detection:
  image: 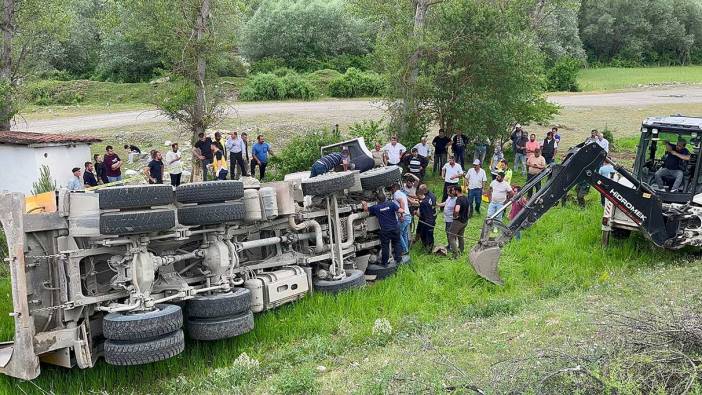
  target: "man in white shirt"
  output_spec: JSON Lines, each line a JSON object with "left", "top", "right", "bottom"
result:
{"left": 383, "top": 136, "right": 406, "bottom": 166}
{"left": 596, "top": 132, "right": 610, "bottom": 153}
{"left": 465, "top": 159, "right": 487, "bottom": 216}
{"left": 165, "top": 143, "right": 183, "bottom": 186}
{"left": 487, "top": 171, "right": 513, "bottom": 218}
{"left": 413, "top": 136, "right": 431, "bottom": 159}
{"left": 226, "top": 131, "right": 248, "bottom": 179}
{"left": 441, "top": 155, "right": 463, "bottom": 202}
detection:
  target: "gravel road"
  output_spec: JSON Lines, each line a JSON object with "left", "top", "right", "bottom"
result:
{"left": 12, "top": 86, "right": 702, "bottom": 133}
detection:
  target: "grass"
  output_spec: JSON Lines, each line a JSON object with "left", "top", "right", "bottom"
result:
{"left": 0, "top": 168, "right": 688, "bottom": 394}
{"left": 578, "top": 66, "right": 702, "bottom": 92}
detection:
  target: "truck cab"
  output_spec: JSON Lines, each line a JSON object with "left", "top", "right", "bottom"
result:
{"left": 602, "top": 116, "right": 702, "bottom": 244}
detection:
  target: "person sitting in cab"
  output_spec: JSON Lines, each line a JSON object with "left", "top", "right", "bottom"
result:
{"left": 655, "top": 138, "right": 691, "bottom": 193}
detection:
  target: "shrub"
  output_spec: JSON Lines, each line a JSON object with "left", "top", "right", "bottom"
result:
{"left": 270, "top": 368, "right": 318, "bottom": 395}
{"left": 349, "top": 120, "right": 386, "bottom": 149}
{"left": 328, "top": 68, "right": 385, "bottom": 98}
{"left": 546, "top": 56, "right": 581, "bottom": 92}
{"left": 281, "top": 73, "right": 319, "bottom": 100}
{"left": 31, "top": 165, "right": 57, "bottom": 195}
{"left": 240, "top": 73, "right": 287, "bottom": 101}
{"left": 602, "top": 127, "right": 616, "bottom": 151}
{"left": 272, "top": 67, "right": 294, "bottom": 77}
{"left": 306, "top": 69, "right": 343, "bottom": 94}
{"left": 269, "top": 129, "right": 342, "bottom": 177}
{"left": 25, "top": 80, "right": 86, "bottom": 105}
{"left": 250, "top": 57, "right": 288, "bottom": 75}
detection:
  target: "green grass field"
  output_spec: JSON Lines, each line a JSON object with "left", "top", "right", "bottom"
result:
{"left": 0, "top": 167, "right": 691, "bottom": 394}
{"left": 577, "top": 66, "right": 702, "bottom": 92}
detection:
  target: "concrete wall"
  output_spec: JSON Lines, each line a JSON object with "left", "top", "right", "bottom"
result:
{"left": 0, "top": 144, "right": 92, "bottom": 194}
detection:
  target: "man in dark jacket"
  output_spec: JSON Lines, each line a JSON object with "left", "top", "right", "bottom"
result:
{"left": 416, "top": 184, "right": 436, "bottom": 252}
{"left": 541, "top": 131, "right": 558, "bottom": 165}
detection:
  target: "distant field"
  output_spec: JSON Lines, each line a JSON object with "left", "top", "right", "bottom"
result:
{"left": 578, "top": 66, "right": 702, "bottom": 92}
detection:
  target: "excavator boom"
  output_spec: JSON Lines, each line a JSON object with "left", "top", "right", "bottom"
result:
{"left": 469, "top": 142, "right": 678, "bottom": 285}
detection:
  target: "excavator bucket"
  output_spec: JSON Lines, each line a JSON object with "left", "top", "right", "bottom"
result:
{"left": 469, "top": 244, "right": 504, "bottom": 285}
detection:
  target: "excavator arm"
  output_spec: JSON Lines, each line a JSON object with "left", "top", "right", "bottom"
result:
{"left": 469, "top": 142, "right": 679, "bottom": 285}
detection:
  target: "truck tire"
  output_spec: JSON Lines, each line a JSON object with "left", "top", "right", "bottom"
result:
{"left": 186, "top": 288, "right": 251, "bottom": 319}
{"left": 177, "top": 201, "right": 246, "bottom": 226}
{"left": 104, "top": 329, "right": 185, "bottom": 366}
{"left": 186, "top": 310, "right": 254, "bottom": 341}
{"left": 103, "top": 304, "right": 183, "bottom": 341}
{"left": 301, "top": 171, "right": 355, "bottom": 196}
{"left": 97, "top": 185, "right": 174, "bottom": 210}
{"left": 313, "top": 269, "right": 366, "bottom": 294}
{"left": 359, "top": 166, "right": 402, "bottom": 190}
{"left": 175, "top": 181, "right": 244, "bottom": 204}
{"left": 100, "top": 209, "right": 176, "bottom": 235}
{"left": 365, "top": 263, "right": 397, "bottom": 280}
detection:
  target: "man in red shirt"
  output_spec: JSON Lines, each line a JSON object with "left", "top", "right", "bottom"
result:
{"left": 525, "top": 133, "right": 540, "bottom": 160}
{"left": 103, "top": 145, "right": 123, "bottom": 183}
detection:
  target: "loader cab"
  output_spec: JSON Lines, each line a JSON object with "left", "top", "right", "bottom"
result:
{"left": 634, "top": 116, "right": 702, "bottom": 203}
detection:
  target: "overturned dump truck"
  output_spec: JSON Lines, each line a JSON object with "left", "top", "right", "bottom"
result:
{"left": 0, "top": 137, "right": 405, "bottom": 380}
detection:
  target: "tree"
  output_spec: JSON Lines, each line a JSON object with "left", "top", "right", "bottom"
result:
{"left": 122, "top": 0, "right": 242, "bottom": 179}
{"left": 240, "top": 0, "right": 374, "bottom": 71}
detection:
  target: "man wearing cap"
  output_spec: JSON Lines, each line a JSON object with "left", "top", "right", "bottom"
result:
{"left": 655, "top": 139, "right": 691, "bottom": 192}
{"left": 488, "top": 171, "right": 513, "bottom": 218}
{"left": 465, "top": 159, "right": 487, "bottom": 217}
{"left": 67, "top": 167, "right": 84, "bottom": 191}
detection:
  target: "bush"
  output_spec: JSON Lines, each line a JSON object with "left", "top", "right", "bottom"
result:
{"left": 25, "top": 80, "right": 86, "bottom": 105}
{"left": 602, "top": 127, "right": 616, "bottom": 151}
{"left": 306, "top": 69, "right": 343, "bottom": 93}
{"left": 240, "top": 72, "right": 318, "bottom": 101}
{"left": 269, "top": 129, "right": 342, "bottom": 177}
{"left": 546, "top": 57, "right": 581, "bottom": 92}
{"left": 250, "top": 57, "right": 288, "bottom": 75}
{"left": 349, "top": 120, "right": 386, "bottom": 149}
{"left": 328, "top": 68, "right": 385, "bottom": 98}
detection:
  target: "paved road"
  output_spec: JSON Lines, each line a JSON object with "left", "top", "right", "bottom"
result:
{"left": 12, "top": 86, "right": 702, "bottom": 133}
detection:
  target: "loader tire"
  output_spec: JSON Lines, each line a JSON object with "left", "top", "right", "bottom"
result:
{"left": 313, "top": 269, "right": 366, "bottom": 294}
{"left": 100, "top": 209, "right": 176, "bottom": 235}
{"left": 97, "top": 184, "right": 174, "bottom": 210}
{"left": 186, "top": 288, "right": 252, "bottom": 319}
{"left": 186, "top": 310, "right": 255, "bottom": 341}
{"left": 301, "top": 171, "right": 355, "bottom": 196}
{"left": 103, "top": 304, "right": 183, "bottom": 341}
{"left": 359, "top": 166, "right": 402, "bottom": 190}
{"left": 365, "top": 263, "right": 397, "bottom": 280}
{"left": 175, "top": 181, "right": 244, "bottom": 204}
{"left": 177, "top": 201, "right": 245, "bottom": 226}
{"left": 104, "top": 330, "right": 184, "bottom": 366}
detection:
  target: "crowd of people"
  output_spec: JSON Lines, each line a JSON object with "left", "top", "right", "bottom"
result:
{"left": 67, "top": 131, "right": 276, "bottom": 191}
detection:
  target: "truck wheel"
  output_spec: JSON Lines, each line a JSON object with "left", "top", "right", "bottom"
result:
{"left": 186, "top": 310, "right": 254, "bottom": 341}
{"left": 97, "top": 184, "right": 174, "bottom": 210}
{"left": 175, "top": 181, "right": 244, "bottom": 204}
{"left": 104, "top": 329, "right": 185, "bottom": 366}
{"left": 313, "top": 269, "right": 366, "bottom": 294}
{"left": 177, "top": 201, "right": 245, "bottom": 226}
{"left": 301, "top": 171, "right": 355, "bottom": 196}
{"left": 365, "top": 263, "right": 397, "bottom": 280}
{"left": 359, "top": 166, "right": 402, "bottom": 190}
{"left": 186, "top": 288, "right": 251, "bottom": 319}
{"left": 103, "top": 304, "right": 183, "bottom": 341}
{"left": 100, "top": 209, "right": 176, "bottom": 235}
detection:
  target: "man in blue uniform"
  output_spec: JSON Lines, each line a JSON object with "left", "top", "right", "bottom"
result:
{"left": 362, "top": 194, "right": 404, "bottom": 266}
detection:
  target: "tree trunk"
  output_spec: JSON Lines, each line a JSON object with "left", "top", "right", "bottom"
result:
{"left": 0, "top": 0, "right": 15, "bottom": 130}
{"left": 190, "top": 0, "right": 210, "bottom": 181}
{"left": 399, "top": 0, "right": 431, "bottom": 138}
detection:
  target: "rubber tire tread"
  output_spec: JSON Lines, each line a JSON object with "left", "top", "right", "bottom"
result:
{"left": 100, "top": 209, "right": 175, "bottom": 235}
{"left": 103, "top": 304, "right": 183, "bottom": 341}
{"left": 175, "top": 181, "right": 244, "bottom": 204}
{"left": 365, "top": 263, "right": 398, "bottom": 280}
{"left": 186, "top": 288, "right": 252, "bottom": 319}
{"left": 313, "top": 269, "right": 366, "bottom": 294}
{"left": 359, "top": 166, "right": 402, "bottom": 190}
{"left": 301, "top": 171, "right": 356, "bottom": 196}
{"left": 186, "top": 310, "right": 255, "bottom": 341}
{"left": 104, "top": 330, "right": 185, "bottom": 366}
{"left": 177, "top": 201, "right": 245, "bottom": 226}
{"left": 97, "top": 185, "right": 174, "bottom": 210}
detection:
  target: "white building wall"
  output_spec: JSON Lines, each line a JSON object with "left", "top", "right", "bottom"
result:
{"left": 0, "top": 144, "right": 92, "bottom": 194}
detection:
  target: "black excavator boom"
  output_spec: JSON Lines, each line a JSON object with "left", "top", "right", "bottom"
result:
{"left": 469, "top": 141, "right": 679, "bottom": 285}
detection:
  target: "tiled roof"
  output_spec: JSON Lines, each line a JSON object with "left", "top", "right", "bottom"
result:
{"left": 0, "top": 131, "right": 101, "bottom": 146}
